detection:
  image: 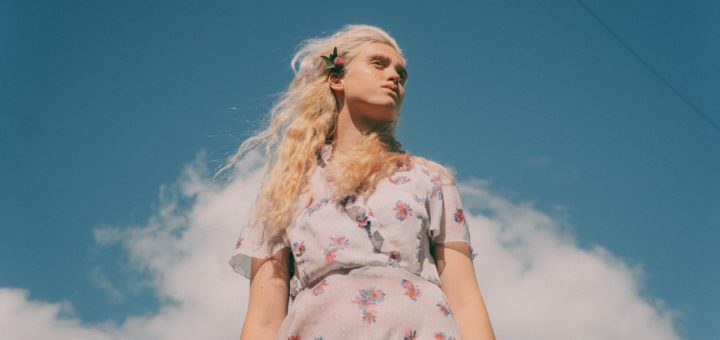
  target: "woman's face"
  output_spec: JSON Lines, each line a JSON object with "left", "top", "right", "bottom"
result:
{"left": 331, "top": 42, "right": 408, "bottom": 126}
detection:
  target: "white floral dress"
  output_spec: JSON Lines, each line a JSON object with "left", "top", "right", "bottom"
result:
{"left": 229, "top": 144, "right": 477, "bottom": 340}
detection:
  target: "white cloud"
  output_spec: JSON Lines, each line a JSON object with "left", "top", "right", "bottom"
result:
{"left": 0, "top": 151, "right": 681, "bottom": 339}
{"left": 0, "top": 288, "right": 112, "bottom": 340}
{"left": 88, "top": 266, "right": 123, "bottom": 303}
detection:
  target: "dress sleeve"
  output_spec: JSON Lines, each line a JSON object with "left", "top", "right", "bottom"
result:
{"left": 228, "top": 217, "right": 291, "bottom": 280}
{"left": 426, "top": 174, "right": 477, "bottom": 262}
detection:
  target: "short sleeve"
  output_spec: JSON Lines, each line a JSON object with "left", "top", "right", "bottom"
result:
{"left": 427, "top": 178, "right": 477, "bottom": 262}
{"left": 228, "top": 219, "right": 291, "bottom": 280}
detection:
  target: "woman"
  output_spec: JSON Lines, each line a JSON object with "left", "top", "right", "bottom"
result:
{"left": 222, "top": 24, "right": 495, "bottom": 339}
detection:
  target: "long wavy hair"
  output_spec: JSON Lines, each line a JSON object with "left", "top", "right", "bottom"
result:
{"left": 216, "top": 24, "right": 455, "bottom": 242}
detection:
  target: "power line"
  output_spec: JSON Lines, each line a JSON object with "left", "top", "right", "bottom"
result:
{"left": 575, "top": 0, "right": 720, "bottom": 135}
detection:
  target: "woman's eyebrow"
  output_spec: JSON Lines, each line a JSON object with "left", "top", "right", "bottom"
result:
{"left": 368, "top": 53, "right": 408, "bottom": 75}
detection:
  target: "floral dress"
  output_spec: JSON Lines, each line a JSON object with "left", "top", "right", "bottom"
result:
{"left": 229, "top": 144, "right": 477, "bottom": 340}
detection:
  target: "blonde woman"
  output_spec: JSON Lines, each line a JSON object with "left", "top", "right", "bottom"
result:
{"left": 223, "top": 24, "right": 495, "bottom": 340}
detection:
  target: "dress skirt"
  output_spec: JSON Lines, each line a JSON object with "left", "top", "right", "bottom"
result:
{"left": 277, "top": 266, "right": 460, "bottom": 340}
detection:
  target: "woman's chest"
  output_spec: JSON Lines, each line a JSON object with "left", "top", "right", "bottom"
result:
{"left": 294, "top": 167, "right": 429, "bottom": 231}
{"left": 285, "top": 168, "right": 430, "bottom": 263}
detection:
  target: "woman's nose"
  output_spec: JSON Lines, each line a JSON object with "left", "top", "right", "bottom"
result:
{"left": 388, "top": 73, "right": 400, "bottom": 85}
{"left": 386, "top": 68, "right": 401, "bottom": 81}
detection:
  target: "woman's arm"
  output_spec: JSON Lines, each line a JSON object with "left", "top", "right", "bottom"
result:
{"left": 239, "top": 247, "right": 291, "bottom": 340}
{"left": 434, "top": 242, "right": 496, "bottom": 340}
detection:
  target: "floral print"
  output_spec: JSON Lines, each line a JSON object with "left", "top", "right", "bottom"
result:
{"left": 436, "top": 296, "right": 454, "bottom": 317}
{"left": 389, "top": 174, "right": 411, "bottom": 185}
{"left": 387, "top": 251, "right": 401, "bottom": 268}
{"left": 404, "top": 328, "right": 418, "bottom": 339}
{"left": 306, "top": 197, "right": 330, "bottom": 216}
{"left": 401, "top": 278, "right": 421, "bottom": 302}
{"left": 291, "top": 240, "right": 305, "bottom": 257}
{"left": 393, "top": 200, "right": 413, "bottom": 221}
{"left": 433, "top": 332, "right": 457, "bottom": 340}
{"left": 228, "top": 143, "right": 475, "bottom": 339}
{"left": 311, "top": 279, "right": 328, "bottom": 296}
{"left": 353, "top": 287, "right": 386, "bottom": 326}
{"left": 429, "top": 173, "right": 444, "bottom": 200}
{"left": 453, "top": 208, "right": 464, "bottom": 224}
{"left": 324, "top": 236, "right": 350, "bottom": 263}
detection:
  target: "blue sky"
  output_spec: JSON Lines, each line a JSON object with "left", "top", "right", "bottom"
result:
{"left": 1, "top": 1, "right": 718, "bottom": 339}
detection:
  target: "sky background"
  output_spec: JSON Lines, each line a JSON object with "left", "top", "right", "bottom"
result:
{"left": 1, "top": 0, "right": 718, "bottom": 339}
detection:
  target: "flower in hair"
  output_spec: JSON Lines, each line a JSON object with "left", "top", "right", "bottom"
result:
{"left": 321, "top": 46, "right": 345, "bottom": 75}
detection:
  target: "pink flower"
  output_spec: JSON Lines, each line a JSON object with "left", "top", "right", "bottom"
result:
{"left": 333, "top": 56, "right": 345, "bottom": 66}
{"left": 454, "top": 208, "right": 465, "bottom": 223}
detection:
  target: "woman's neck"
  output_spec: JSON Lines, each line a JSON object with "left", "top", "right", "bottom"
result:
{"left": 333, "top": 107, "right": 397, "bottom": 152}
{"left": 332, "top": 109, "right": 369, "bottom": 154}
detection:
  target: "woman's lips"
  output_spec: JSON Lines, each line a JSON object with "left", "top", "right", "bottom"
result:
{"left": 381, "top": 86, "right": 398, "bottom": 98}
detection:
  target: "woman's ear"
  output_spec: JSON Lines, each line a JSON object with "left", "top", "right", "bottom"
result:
{"left": 329, "top": 74, "right": 344, "bottom": 92}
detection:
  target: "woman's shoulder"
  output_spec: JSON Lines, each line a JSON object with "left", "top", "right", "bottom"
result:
{"left": 409, "top": 155, "right": 457, "bottom": 186}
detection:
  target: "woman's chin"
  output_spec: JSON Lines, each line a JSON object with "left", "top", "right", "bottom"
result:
{"left": 349, "top": 101, "right": 400, "bottom": 125}
{"left": 368, "top": 112, "right": 399, "bottom": 125}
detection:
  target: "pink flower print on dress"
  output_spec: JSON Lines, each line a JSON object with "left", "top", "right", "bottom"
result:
{"left": 306, "top": 197, "right": 330, "bottom": 216}
{"left": 234, "top": 236, "right": 244, "bottom": 249}
{"left": 436, "top": 296, "right": 454, "bottom": 317}
{"left": 352, "top": 287, "right": 386, "bottom": 326}
{"left": 362, "top": 310, "right": 378, "bottom": 325}
{"left": 291, "top": 241, "right": 306, "bottom": 257}
{"left": 291, "top": 241, "right": 306, "bottom": 265}
{"left": 323, "top": 236, "right": 350, "bottom": 263}
{"left": 329, "top": 236, "right": 350, "bottom": 247}
{"left": 393, "top": 200, "right": 413, "bottom": 221}
{"left": 429, "top": 173, "right": 443, "bottom": 200}
{"left": 388, "top": 175, "right": 411, "bottom": 185}
{"left": 453, "top": 208, "right": 464, "bottom": 224}
{"left": 404, "top": 328, "right": 418, "bottom": 340}
{"left": 433, "top": 332, "right": 457, "bottom": 340}
{"left": 358, "top": 288, "right": 386, "bottom": 305}
{"left": 287, "top": 335, "right": 301, "bottom": 340}
{"left": 324, "top": 248, "right": 338, "bottom": 262}
{"left": 312, "top": 279, "right": 328, "bottom": 296}
{"left": 290, "top": 276, "right": 302, "bottom": 295}
{"left": 387, "top": 251, "right": 401, "bottom": 268}
{"left": 401, "top": 278, "right": 422, "bottom": 302}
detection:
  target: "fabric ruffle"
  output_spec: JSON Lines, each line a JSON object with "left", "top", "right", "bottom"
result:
{"left": 320, "top": 143, "right": 402, "bottom": 257}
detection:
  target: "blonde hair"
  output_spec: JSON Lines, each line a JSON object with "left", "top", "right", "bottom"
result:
{"left": 216, "top": 24, "right": 455, "bottom": 241}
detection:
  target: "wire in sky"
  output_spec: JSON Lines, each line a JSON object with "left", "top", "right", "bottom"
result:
{"left": 575, "top": 0, "right": 720, "bottom": 135}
